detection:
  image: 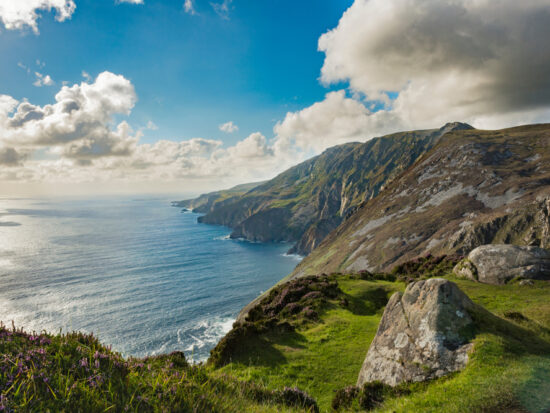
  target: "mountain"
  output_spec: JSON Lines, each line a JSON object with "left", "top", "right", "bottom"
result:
{"left": 291, "top": 123, "right": 550, "bottom": 278}
{"left": 182, "top": 122, "right": 473, "bottom": 255}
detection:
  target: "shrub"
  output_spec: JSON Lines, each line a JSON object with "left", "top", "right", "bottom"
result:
{"left": 278, "top": 386, "right": 319, "bottom": 413}
{"left": 503, "top": 311, "right": 529, "bottom": 322}
{"left": 331, "top": 385, "right": 359, "bottom": 410}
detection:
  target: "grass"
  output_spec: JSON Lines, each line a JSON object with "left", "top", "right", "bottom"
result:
{"left": 0, "top": 322, "right": 315, "bottom": 412}
{"left": 215, "top": 277, "right": 405, "bottom": 410}
{"left": 214, "top": 274, "right": 550, "bottom": 412}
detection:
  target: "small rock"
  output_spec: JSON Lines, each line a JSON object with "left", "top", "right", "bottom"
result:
{"left": 519, "top": 279, "right": 535, "bottom": 286}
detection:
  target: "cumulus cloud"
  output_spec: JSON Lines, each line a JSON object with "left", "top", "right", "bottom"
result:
{"left": 184, "top": 0, "right": 196, "bottom": 15}
{"left": 318, "top": 0, "right": 550, "bottom": 130}
{"left": 274, "top": 90, "right": 402, "bottom": 153}
{"left": 33, "top": 72, "right": 54, "bottom": 87}
{"left": 219, "top": 121, "right": 238, "bottom": 133}
{"left": 0, "top": 71, "right": 138, "bottom": 162}
{"left": 0, "top": 0, "right": 76, "bottom": 33}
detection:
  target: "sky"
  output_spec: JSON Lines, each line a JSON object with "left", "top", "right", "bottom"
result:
{"left": 1, "top": 0, "right": 550, "bottom": 197}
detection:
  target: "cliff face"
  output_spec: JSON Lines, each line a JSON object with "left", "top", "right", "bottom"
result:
{"left": 292, "top": 124, "right": 550, "bottom": 277}
{"left": 187, "top": 122, "right": 473, "bottom": 254}
{"left": 173, "top": 181, "right": 265, "bottom": 213}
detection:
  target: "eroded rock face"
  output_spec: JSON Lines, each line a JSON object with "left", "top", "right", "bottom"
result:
{"left": 357, "top": 279, "right": 475, "bottom": 387}
{"left": 455, "top": 244, "right": 550, "bottom": 285}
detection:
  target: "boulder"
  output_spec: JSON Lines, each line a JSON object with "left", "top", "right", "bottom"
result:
{"left": 454, "top": 244, "right": 550, "bottom": 285}
{"left": 357, "top": 278, "right": 475, "bottom": 387}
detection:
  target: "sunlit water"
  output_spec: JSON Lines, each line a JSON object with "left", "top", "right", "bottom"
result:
{"left": 0, "top": 196, "right": 300, "bottom": 362}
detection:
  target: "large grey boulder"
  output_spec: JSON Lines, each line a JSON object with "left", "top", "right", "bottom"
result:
{"left": 357, "top": 278, "right": 475, "bottom": 387}
{"left": 454, "top": 244, "right": 550, "bottom": 285}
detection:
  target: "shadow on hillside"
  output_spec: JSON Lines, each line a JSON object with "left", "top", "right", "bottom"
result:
{"left": 473, "top": 305, "right": 550, "bottom": 356}
{"left": 341, "top": 286, "right": 391, "bottom": 316}
{"left": 228, "top": 329, "right": 308, "bottom": 368}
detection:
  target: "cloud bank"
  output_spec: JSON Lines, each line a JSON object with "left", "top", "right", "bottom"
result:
{"left": 0, "top": 73, "right": 302, "bottom": 191}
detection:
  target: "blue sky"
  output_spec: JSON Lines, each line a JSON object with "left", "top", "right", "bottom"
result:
{"left": 0, "top": 0, "right": 352, "bottom": 146}
{"left": 0, "top": 0, "right": 549, "bottom": 196}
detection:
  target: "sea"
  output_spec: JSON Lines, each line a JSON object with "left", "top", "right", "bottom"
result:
{"left": 0, "top": 196, "right": 301, "bottom": 362}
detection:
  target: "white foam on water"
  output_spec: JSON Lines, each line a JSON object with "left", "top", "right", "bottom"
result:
{"left": 282, "top": 252, "right": 303, "bottom": 261}
{"left": 213, "top": 235, "right": 231, "bottom": 241}
{"left": 179, "top": 315, "right": 235, "bottom": 363}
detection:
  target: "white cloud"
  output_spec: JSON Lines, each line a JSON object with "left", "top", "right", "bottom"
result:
{"left": 82, "top": 71, "right": 92, "bottom": 81}
{"left": 146, "top": 120, "right": 158, "bottom": 130}
{"left": 117, "top": 0, "right": 144, "bottom": 4}
{"left": 17, "top": 62, "right": 31, "bottom": 74}
{"left": 219, "top": 121, "right": 238, "bottom": 133}
{"left": 33, "top": 72, "right": 54, "bottom": 87}
{"left": 184, "top": 0, "right": 196, "bottom": 15}
{"left": 318, "top": 0, "right": 550, "bottom": 130}
{"left": 0, "top": 0, "right": 76, "bottom": 33}
{"left": 211, "top": 0, "right": 232, "bottom": 19}
{"left": 228, "top": 132, "right": 273, "bottom": 159}
{"left": 0, "top": 73, "right": 300, "bottom": 191}
{"left": 274, "top": 90, "right": 401, "bottom": 153}
{"left": 0, "top": 71, "right": 138, "bottom": 161}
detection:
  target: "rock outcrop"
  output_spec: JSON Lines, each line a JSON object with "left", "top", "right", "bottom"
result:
{"left": 454, "top": 244, "right": 550, "bottom": 285}
{"left": 357, "top": 279, "right": 475, "bottom": 387}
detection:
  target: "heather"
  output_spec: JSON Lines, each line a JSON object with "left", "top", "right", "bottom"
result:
{"left": 0, "top": 321, "right": 315, "bottom": 412}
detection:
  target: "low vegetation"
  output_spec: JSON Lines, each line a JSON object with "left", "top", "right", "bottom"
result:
{"left": 2, "top": 260, "right": 549, "bottom": 412}
{"left": 215, "top": 263, "right": 550, "bottom": 412}
{"left": 0, "top": 322, "right": 315, "bottom": 412}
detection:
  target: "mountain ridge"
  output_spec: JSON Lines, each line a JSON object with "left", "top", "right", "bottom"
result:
{"left": 292, "top": 123, "right": 550, "bottom": 278}
{"left": 179, "top": 122, "right": 473, "bottom": 255}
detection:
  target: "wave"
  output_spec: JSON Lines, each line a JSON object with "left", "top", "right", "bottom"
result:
{"left": 213, "top": 235, "right": 231, "bottom": 241}
{"left": 283, "top": 252, "right": 304, "bottom": 261}
{"left": 178, "top": 316, "right": 235, "bottom": 363}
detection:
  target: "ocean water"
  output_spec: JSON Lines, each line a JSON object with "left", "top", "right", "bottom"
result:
{"left": 0, "top": 196, "right": 300, "bottom": 362}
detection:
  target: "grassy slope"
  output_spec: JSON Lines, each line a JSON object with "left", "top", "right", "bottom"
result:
{"left": 0, "top": 325, "right": 310, "bottom": 412}
{"left": 215, "top": 275, "right": 550, "bottom": 413}
{"left": 216, "top": 279, "right": 404, "bottom": 410}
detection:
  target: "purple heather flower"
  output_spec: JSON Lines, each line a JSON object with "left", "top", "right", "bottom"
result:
{"left": 95, "top": 360, "right": 100, "bottom": 369}
{"left": 80, "top": 358, "right": 88, "bottom": 368}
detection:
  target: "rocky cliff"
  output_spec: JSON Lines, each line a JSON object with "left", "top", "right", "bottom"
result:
{"left": 173, "top": 181, "right": 265, "bottom": 213}
{"left": 291, "top": 124, "right": 550, "bottom": 277}
{"left": 183, "top": 122, "right": 472, "bottom": 254}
